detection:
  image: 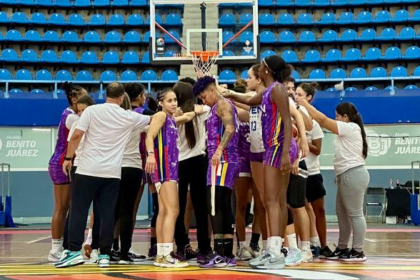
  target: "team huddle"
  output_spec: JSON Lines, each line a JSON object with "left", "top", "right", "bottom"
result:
{"left": 47, "top": 55, "right": 370, "bottom": 270}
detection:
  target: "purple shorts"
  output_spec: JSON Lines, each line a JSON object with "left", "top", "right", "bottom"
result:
{"left": 207, "top": 162, "right": 240, "bottom": 189}
{"left": 264, "top": 138, "right": 298, "bottom": 169}
{"left": 250, "top": 152, "right": 264, "bottom": 163}
{"left": 48, "top": 163, "right": 70, "bottom": 185}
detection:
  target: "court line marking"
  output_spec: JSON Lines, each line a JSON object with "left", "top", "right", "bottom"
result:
{"left": 26, "top": 235, "right": 51, "bottom": 244}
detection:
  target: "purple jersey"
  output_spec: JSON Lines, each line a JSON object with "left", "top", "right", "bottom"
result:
{"left": 49, "top": 108, "right": 74, "bottom": 165}
{"left": 134, "top": 107, "right": 145, "bottom": 114}
{"left": 238, "top": 121, "right": 251, "bottom": 176}
{"left": 152, "top": 114, "right": 179, "bottom": 183}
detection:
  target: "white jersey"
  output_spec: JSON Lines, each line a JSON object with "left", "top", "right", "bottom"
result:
{"left": 249, "top": 105, "right": 265, "bottom": 153}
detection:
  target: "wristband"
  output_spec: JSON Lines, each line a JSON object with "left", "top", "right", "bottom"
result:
{"left": 64, "top": 156, "right": 72, "bottom": 161}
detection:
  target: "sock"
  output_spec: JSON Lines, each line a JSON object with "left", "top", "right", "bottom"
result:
{"left": 162, "top": 243, "right": 173, "bottom": 256}
{"left": 157, "top": 243, "right": 163, "bottom": 256}
{"left": 113, "top": 238, "right": 119, "bottom": 251}
{"left": 85, "top": 229, "right": 93, "bottom": 245}
{"left": 300, "top": 241, "right": 311, "bottom": 252}
{"left": 263, "top": 240, "right": 268, "bottom": 250}
{"left": 287, "top": 233, "right": 298, "bottom": 249}
{"left": 151, "top": 237, "right": 157, "bottom": 247}
{"left": 250, "top": 233, "right": 260, "bottom": 245}
{"left": 269, "top": 236, "right": 282, "bottom": 253}
{"left": 310, "top": 236, "right": 320, "bottom": 247}
{"left": 223, "top": 238, "right": 234, "bottom": 257}
{"left": 52, "top": 238, "right": 63, "bottom": 252}
{"left": 214, "top": 238, "right": 224, "bottom": 256}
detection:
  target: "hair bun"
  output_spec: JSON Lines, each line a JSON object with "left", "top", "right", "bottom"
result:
{"left": 310, "top": 82, "right": 319, "bottom": 89}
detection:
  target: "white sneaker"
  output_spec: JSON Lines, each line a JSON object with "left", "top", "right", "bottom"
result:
{"left": 90, "top": 249, "right": 99, "bottom": 263}
{"left": 285, "top": 248, "right": 303, "bottom": 266}
{"left": 301, "top": 248, "right": 314, "bottom": 263}
{"left": 237, "top": 245, "right": 253, "bottom": 261}
{"left": 48, "top": 249, "right": 63, "bottom": 262}
{"left": 98, "top": 254, "right": 110, "bottom": 268}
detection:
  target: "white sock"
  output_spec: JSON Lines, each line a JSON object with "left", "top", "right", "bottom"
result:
{"left": 263, "top": 240, "right": 268, "bottom": 250}
{"left": 162, "top": 243, "right": 173, "bottom": 256}
{"left": 157, "top": 243, "right": 163, "bottom": 256}
{"left": 300, "top": 241, "right": 311, "bottom": 251}
{"left": 310, "top": 236, "right": 320, "bottom": 247}
{"left": 52, "top": 238, "right": 63, "bottom": 252}
{"left": 239, "top": 241, "right": 247, "bottom": 248}
{"left": 269, "top": 236, "right": 282, "bottom": 252}
{"left": 287, "top": 233, "right": 298, "bottom": 249}
{"left": 85, "top": 228, "right": 93, "bottom": 245}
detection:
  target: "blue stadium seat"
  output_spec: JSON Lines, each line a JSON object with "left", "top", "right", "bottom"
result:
{"left": 113, "top": 0, "right": 128, "bottom": 6}
{"left": 319, "top": 30, "right": 338, "bottom": 42}
{"left": 121, "top": 70, "right": 137, "bottom": 81}
{"left": 336, "top": 12, "right": 354, "bottom": 24}
{"left": 276, "top": 0, "right": 293, "bottom": 6}
{"left": 1, "top": 49, "right": 19, "bottom": 62}
{"left": 12, "top": 12, "right": 29, "bottom": 24}
{"left": 75, "top": 0, "right": 90, "bottom": 7}
{"left": 381, "top": 46, "right": 401, "bottom": 60}
{"left": 350, "top": 67, "right": 367, "bottom": 78}
{"left": 0, "top": 69, "right": 12, "bottom": 80}
{"left": 61, "top": 50, "right": 79, "bottom": 63}
{"left": 56, "top": 70, "right": 73, "bottom": 81}
{"left": 279, "top": 31, "right": 296, "bottom": 43}
{"left": 69, "top": 14, "right": 86, "bottom": 26}
{"left": 36, "top": 69, "right": 52, "bottom": 80}
{"left": 239, "top": 13, "right": 253, "bottom": 26}
{"left": 258, "top": 0, "right": 274, "bottom": 6}
{"left": 363, "top": 47, "right": 381, "bottom": 60}
{"left": 37, "top": 0, "right": 54, "bottom": 6}
{"left": 370, "top": 67, "right": 387, "bottom": 78}
{"left": 81, "top": 51, "right": 98, "bottom": 64}
{"left": 385, "top": 85, "right": 398, "bottom": 91}
{"left": 391, "top": 66, "right": 407, "bottom": 77}
{"left": 76, "top": 70, "right": 93, "bottom": 81}
{"left": 410, "top": 9, "right": 420, "bottom": 21}
{"left": 403, "top": 46, "right": 420, "bottom": 59}
{"left": 398, "top": 27, "right": 415, "bottom": 40}
{"left": 6, "top": 30, "right": 22, "bottom": 41}
{"left": 339, "top": 29, "right": 357, "bottom": 41}
{"left": 325, "top": 88, "right": 337, "bottom": 92}
{"left": 359, "top": 28, "right": 376, "bottom": 41}
{"left": 123, "top": 31, "right": 141, "bottom": 44}
{"left": 385, "top": 0, "right": 401, "bottom": 3}
{"left": 127, "top": 14, "right": 144, "bottom": 26}
{"left": 341, "top": 48, "right": 362, "bottom": 61}
{"left": 108, "top": 14, "right": 125, "bottom": 26}
{"left": 41, "top": 50, "right": 59, "bottom": 62}
{"left": 50, "top": 13, "right": 66, "bottom": 25}
{"left": 330, "top": 68, "right": 347, "bottom": 79}
{"left": 242, "top": 50, "right": 253, "bottom": 56}
{"left": 319, "top": 13, "right": 336, "bottom": 25}
{"left": 84, "top": 31, "right": 101, "bottom": 43}
{"left": 351, "top": 0, "right": 367, "bottom": 4}
{"left": 281, "top": 50, "right": 298, "bottom": 63}
{"left": 15, "top": 69, "right": 32, "bottom": 80}
{"left": 141, "top": 51, "right": 150, "bottom": 63}
{"left": 365, "top": 86, "right": 378, "bottom": 91}
{"left": 131, "top": 0, "right": 147, "bottom": 6}
{"left": 44, "top": 30, "right": 61, "bottom": 42}
{"left": 309, "top": 69, "right": 326, "bottom": 79}
{"left": 164, "top": 50, "right": 175, "bottom": 57}
{"left": 414, "top": 66, "right": 420, "bottom": 76}
{"left": 356, "top": 11, "right": 372, "bottom": 23}
{"left": 332, "top": 0, "right": 348, "bottom": 5}
{"left": 314, "top": 0, "right": 330, "bottom": 6}
{"left": 102, "top": 51, "right": 119, "bottom": 64}
{"left": 25, "top": 30, "right": 43, "bottom": 42}
{"left": 345, "top": 87, "right": 358, "bottom": 92}
{"left": 94, "top": 0, "right": 109, "bottom": 6}
{"left": 378, "top": 28, "right": 396, "bottom": 40}
{"left": 240, "top": 70, "right": 248, "bottom": 79}
{"left": 239, "top": 31, "right": 253, "bottom": 43}
{"left": 323, "top": 49, "right": 341, "bottom": 62}
{"left": 297, "top": 13, "right": 313, "bottom": 25}
{"left": 165, "top": 13, "right": 182, "bottom": 26}
{"left": 100, "top": 70, "right": 116, "bottom": 81}
{"left": 141, "top": 70, "right": 158, "bottom": 80}
{"left": 9, "top": 89, "right": 23, "bottom": 94}
{"left": 391, "top": 9, "right": 409, "bottom": 22}
{"left": 146, "top": 14, "right": 163, "bottom": 25}
{"left": 222, "top": 31, "right": 234, "bottom": 44}
{"left": 261, "top": 50, "right": 276, "bottom": 59}
{"left": 373, "top": 10, "right": 390, "bottom": 23}
{"left": 295, "top": 0, "right": 310, "bottom": 6}
{"left": 21, "top": 49, "right": 38, "bottom": 62}
{"left": 21, "top": 0, "right": 36, "bottom": 5}
{"left": 122, "top": 51, "right": 139, "bottom": 64}
{"left": 223, "top": 50, "right": 235, "bottom": 56}
{"left": 31, "top": 13, "right": 47, "bottom": 25}
{"left": 63, "top": 31, "right": 81, "bottom": 42}
{"left": 291, "top": 70, "right": 300, "bottom": 80}
{"left": 161, "top": 70, "right": 178, "bottom": 81}
{"left": 405, "top": 85, "right": 418, "bottom": 90}
{"left": 259, "top": 13, "right": 275, "bottom": 26}
{"left": 31, "top": 89, "right": 45, "bottom": 94}
{"left": 278, "top": 13, "right": 294, "bottom": 25}
{"left": 299, "top": 31, "right": 316, "bottom": 42}
{"left": 219, "top": 70, "right": 236, "bottom": 82}
{"left": 0, "top": 12, "right": 9, "bottom": 23}
{"left": 164, "top": 30, "right": 181, "bottom": 43}
{"left": 303, "top": 50, "right": 321, "bottom": 62}
{"left": 89, "top": 14, "right": 106, "bottom": 26}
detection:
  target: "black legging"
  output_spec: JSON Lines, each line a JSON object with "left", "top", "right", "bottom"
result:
{"left": 174, "top": 154, "right": 211, "bottom": 253}
{"left": 206, "top": 185, "right": 235, "bottom": 235}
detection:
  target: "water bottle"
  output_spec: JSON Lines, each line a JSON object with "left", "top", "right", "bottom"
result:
{"left": 389, "top": 179, "right": 394, "bottom": 189}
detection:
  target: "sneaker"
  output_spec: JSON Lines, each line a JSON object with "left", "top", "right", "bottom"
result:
{"left": 154, "top": 255, "right": 164, "bottom": 267}
{"left": 301, "top": 248, "right": 313, "bottom": 263}
{"left": 325, "top": 247, "right": 350, "bottom": 260}
{"left": 183, "top": 244, "right": 198, "bottom": 260}
{"left": 199, "top": 253, "right": 226, "bottom": 268}
{"left": 55, "top": 250, "right": 84, "bottom": 268}
{"left": 90, "top": 249, "right": 99, "bottom": 263}
{"left": 237, "top": 245, "right": 253, "bottom": 261}
{"left": 160, "top": 251, "right": 189, "bottom": 268}
{"left": 110, "top": 249, "right": 120, "bottom": 263}
{"left": 225, "top": 256, "right": 237, "bottom": 267}
{"left": 197, "top": 250, "right": 212, "bottom": 264}
{"left": 252, "top": 248, "right": 285, "bottom": 270}
{"left": 249, "top": 242, "right": 261, "bottom": 258}
{"left": 84, "top": 244, "right": 92, "bottom": 258}
{"left": 48, "top": 249, "right": 63, "bottom": 263}
{"left": 249, "top": 250, "right": 270, "bottom": 268}
{"left": 128, "top": 248, "right": 147, "bottom": 260}
{"left": 98, "top": 254, "right": 110, "bottom": 268}
{"left": 320, "top": 246, "right": 334, "bottom": 259}
{"left": 119, "top": 255, "right": 135, "bottom": 265}
{"left": 339, "top": 249, "right": 367, "bottom": 263}
{"left": 311, "top": 245, "right": 321, "bottom": 258}
{"left": 285, "top": 248, "right": 303, "bottom": 267}
{"left": 148, "top": 245, "right": 157, "bottom": 260}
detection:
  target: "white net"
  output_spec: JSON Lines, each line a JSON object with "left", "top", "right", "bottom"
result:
{"left": 190, "top": 51, "right": 219, "bottom": 78}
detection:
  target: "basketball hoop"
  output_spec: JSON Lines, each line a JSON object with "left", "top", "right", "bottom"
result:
{"left": 190, "top": 51, "right": 219, "bottom": 77}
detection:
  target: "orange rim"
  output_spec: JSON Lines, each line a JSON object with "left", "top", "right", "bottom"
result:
{"left": 190, "top": 51, "right": 219, "bottom": 62}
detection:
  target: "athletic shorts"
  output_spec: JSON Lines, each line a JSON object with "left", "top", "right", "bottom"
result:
{"left": 48, "top": 163, "right": 70, "bottom": 185}
{"left": 239, "top": 159, "right": 251, "bottom": 177}
{"left": 287, "top": 160, "right": 308, "bottom": 209}
{"left": 250, "top": 152, "right": 264, "bottom": 163}
{"left": 207, "top": 162, "right": 240, "bottom": 189}
{"left": 306, "top": 174, "right": 326, "bottom": 203}
{"left": 264, "top": 139, "right": 298, "bottom": 169}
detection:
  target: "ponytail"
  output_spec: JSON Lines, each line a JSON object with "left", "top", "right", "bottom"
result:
{"left": 61, "top": 82, "right": 86, "bottom": 106}
{"left": 355, "top": 113, "right": 368, "bottom": 159}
